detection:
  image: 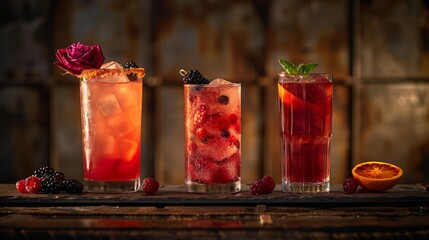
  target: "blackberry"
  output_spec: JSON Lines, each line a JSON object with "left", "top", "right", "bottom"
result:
{"left": 40, "top": 176, "right": 61, "bottom": 194}
{"left": 220, "top": 130, "right": 230, "bottom": 138}
{"left": 124, "top": 61, "right": 139, "bottom": 69}
{"left": 33, "top": 166, "right": 55, "bottom": 179}
{"left": 180, "top": 69, "right": 209, "bottom": 84}
{"left": 62, "top": 179, "right": 84, "bottom": 194}
{"left": 218, "top": 95, "right": 229, "bottom": 105}
{"left": 123, "top": 61, "right": 139, "bottom": 81}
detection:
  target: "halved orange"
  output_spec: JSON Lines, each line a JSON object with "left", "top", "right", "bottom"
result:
{"left": 352, "top": 161, "right": 403, "bottom": 192}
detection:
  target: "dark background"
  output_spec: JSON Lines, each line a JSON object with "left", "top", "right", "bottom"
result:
{"left": 1, "top": 0, "right": 428, "bottom": 185}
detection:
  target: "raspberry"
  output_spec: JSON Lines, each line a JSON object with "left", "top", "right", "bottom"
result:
{"left": 25, "top": 176, "right": 41, "bottom": 194}
{"left": 16, "top": 179, "right": 27, "bottom": 193}
{"left": 181, "top": 69, "right": 209, "bottom": 84}
{"left": 196, "top": 127, "right": 208, "bottom": 138}
{"left": 250, "top": 180, "right": 265, "bottom": 195}
{"left": 343, "top": 177, "right": 359, "bottom": 194}
{"left": 261, "top": 176, "right": 276, "bottom": 193}
{"left": 228, "top": 114, "right": 238, "bottom": 124}
{"left": 62, "top": 179, "right": 84, "bottom": 194}
{"left": 142, "top": 177, "right": 159, "bottom": 194}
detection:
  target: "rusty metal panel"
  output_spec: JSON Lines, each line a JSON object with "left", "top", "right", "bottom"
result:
{"left": 267, "top": 0, "right": 350, "bottom": 78}
{"left": 360, "top": 0, "right": 427, "bottom": 77}
{"left": 0, "top": 1, "right": 53, "bottom": 84}
{"left": 153, "top": 0, "right": 266, "bottom": 80}
{"left": 52, "top": 84, "right": 82, "bottom": 180}
{"left": 0, "top": 86, "right": 50, "bottom": 182}
{"left": 358, "top": 83, "right": 429, "bottom": 183}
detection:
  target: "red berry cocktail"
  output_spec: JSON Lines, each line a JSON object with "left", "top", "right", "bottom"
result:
{"left": 278, "top": 72, "right": 333, "bottom": 193}
{"left": 182, "top": 70, "right": 241, "bottom": 193}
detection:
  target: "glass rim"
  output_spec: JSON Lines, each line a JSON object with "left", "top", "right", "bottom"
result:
{"left": 279, "top": 72, "right": 333, "bottom": 77}
{"left": 79, "top": 68, "right": 145, "bottom": 81}
{"left": 184, "top": 83, "right": 241, "bottom": 87}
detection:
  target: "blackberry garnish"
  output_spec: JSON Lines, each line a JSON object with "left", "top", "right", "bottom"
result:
{"left": 218, "top": 95, "right": 229, "bottom": 105}
{"left": 62, "top": 179, "right": 84, "bottom": 194}
{"left": 33, "top": 166, "right": 55, "bottom": 179}
{"left": 123, "top": 61, "right": 139, "bottom": 81}
{"left": 40, "top": 176, "right": 61, "bottom": 194}
{"left": 180, "top": 69, "right": 209, "bottom": 84}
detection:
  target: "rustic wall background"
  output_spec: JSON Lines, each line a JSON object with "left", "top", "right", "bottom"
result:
{"left": 1, "top": 0, "right": 428, "bottom": 185}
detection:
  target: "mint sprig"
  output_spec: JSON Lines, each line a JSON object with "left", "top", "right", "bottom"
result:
{"left": 279, "top": 59, "right": 318, "bottom": 75}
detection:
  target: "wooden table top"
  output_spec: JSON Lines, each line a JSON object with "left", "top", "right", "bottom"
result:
{"left": 1, "top": 184, "right": 428, "bottom": 239}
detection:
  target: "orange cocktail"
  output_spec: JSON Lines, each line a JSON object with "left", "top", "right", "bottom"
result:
{"left": 80, "top": 68, "right": 144, "bottom": 192}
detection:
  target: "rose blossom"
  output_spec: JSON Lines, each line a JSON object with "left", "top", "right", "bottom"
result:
{"left": 54, "top": 42, "right": 105, "bottom": 76}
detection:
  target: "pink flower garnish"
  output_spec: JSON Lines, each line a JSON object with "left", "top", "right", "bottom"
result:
{"left": 54, "top": 42, "right": 105, "bottom": 76}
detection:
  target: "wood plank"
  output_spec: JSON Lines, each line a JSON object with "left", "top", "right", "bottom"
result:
{"left": 0, "top": 184, "right": 428, "bottom": 207}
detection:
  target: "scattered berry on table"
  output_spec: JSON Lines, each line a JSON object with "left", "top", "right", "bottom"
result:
{"left": 16, "top": 179, "right": 27, "bottom": 193}
{"left": 62, "top": 179, "right": 84, "bottom": 194}
{"left": 25, "top": 176, "right": 41, "bottom": 194}
{"left": 33, "top": 166, "right": 55, "bottom": 179}
{"left": 261, "top": 175, "right": 276, "bottom": 193}
{"left": 250, "top": 180, "right": 265, "bottom": 195}
{"left": 343, "top": 177, "right": 360, "bottom": 194}
{"left": 180, "top": 69, "right": 209, "bottom": 84}
{"left": 123, "top": 61, "right": 139, "bottom": 81}
{"left": 16, "top": 166, "right": 84, "bottom": 194}
{"left": 142, "top": 177, "right": 159, "bottom": 194}
{"left": 40, "top": 176, "right": 61, "bottom": 194}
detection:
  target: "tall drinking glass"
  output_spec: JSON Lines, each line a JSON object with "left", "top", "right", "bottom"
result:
{"left": 278, "top": 73, "right": 333, "bottom": 193}
{"left": 80, "top": 68, "right": 144, "bottom": 192}
{"left": 184, "top": 82, "right": 241, "bottom": 193}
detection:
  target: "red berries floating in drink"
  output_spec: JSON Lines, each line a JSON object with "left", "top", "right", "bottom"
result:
{"left": 142, "top": 177, "right": 160, "bottom": 194}
{"left": 15, "top": 166, "right": 84, "bottom": 194}
{"left": 250, "top": 176, "right": 276, "bottom": 195}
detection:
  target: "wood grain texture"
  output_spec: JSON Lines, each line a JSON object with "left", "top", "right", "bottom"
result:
{"left": 1, "top": 184, "right": 428, "bottom": 239}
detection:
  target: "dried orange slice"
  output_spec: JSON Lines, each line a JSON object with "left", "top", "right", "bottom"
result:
{"left": 352, "top": 161, "right": 403, "bottom": 192}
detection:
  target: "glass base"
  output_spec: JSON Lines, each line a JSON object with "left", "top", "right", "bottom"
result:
{"left": 84, "top": 178, "right": 140, "bottom": 193}
{"left": 283, "top": 180, "right": 330, "bottom": 193}
{"left": 185, "top": 179, "right": 241, "bottom": 193}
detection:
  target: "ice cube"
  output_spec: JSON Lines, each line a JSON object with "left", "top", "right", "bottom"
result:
{"left": 93, "top": 134, "right": 117, "bottom": 159}
{"left": 114, "top": 85, "right": 139, "bottom": 110}
{"left": 209, "top": 78, "right": 232, "bottom": 85}
{"left": 98, "top": 94, "right": 122, "bottom": 117}
{"left": 117, "top": 138, "right": 138, "bottom": 161}
{"left": 106, "top": 114, "right": 135, "bottom": 137}
{"left": 127, "top": 106, "right": 141, "bottom": 127}
{"left": 101, "top": 61, "right": 124, "bottom": 69}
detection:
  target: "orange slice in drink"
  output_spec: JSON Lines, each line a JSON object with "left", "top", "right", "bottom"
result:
{"left": 352, "top": 161, "right": 403, "bottom": 192}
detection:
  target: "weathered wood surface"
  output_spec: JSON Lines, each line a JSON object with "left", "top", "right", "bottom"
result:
{"left": 1, "top": 184, "right": 428, "bottom": 240}
{"left": 1, "top": 184, "right": 428, "bottom": 207}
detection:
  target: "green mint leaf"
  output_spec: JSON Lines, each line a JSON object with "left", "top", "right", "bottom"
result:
{"left": 279, "top": 59, "right": 318, "bottom": 75}
{"left": 299, "top": 63, "right": 318, "bottom": 74}
{"left": 278, "top": 59, "right": 298, "bottom": 74}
